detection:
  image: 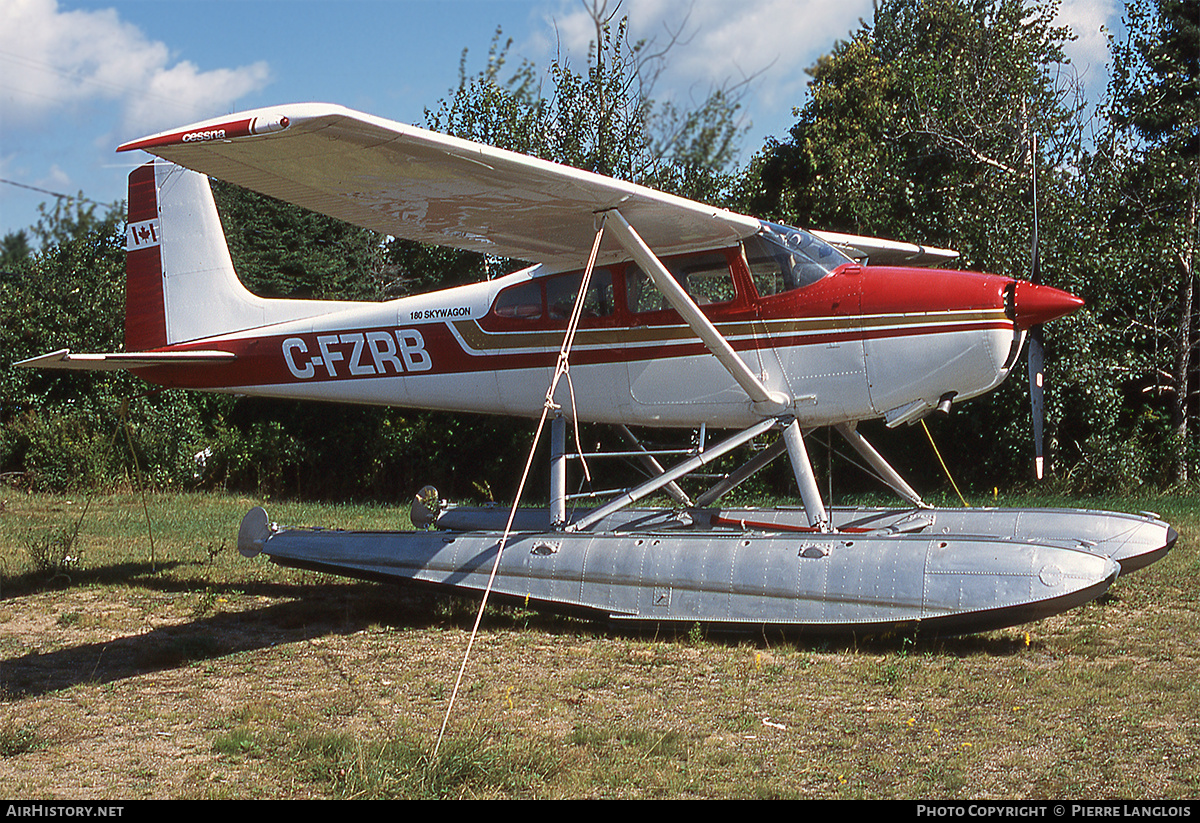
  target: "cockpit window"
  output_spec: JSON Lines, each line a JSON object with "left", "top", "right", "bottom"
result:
{"left": 493, "top": 279, "right": 543, "bottom": 319}
{"left": 626, "top": 251, "right": 735, "bottom": 314}
{"left": 546, "top": 268, "right": 614, "bottom": 320}
{"left": 743, "top": 222, "right": 852, "bottom": 295}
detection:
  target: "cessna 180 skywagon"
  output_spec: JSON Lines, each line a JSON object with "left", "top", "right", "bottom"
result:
{"left": 18, "top": 103, "right": 1176, "bottom": 635}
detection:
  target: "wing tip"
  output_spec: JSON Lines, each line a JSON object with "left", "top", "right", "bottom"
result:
{"left": 812, "top": 230, "right": 960, "bottom": 267}
{"left": 117, "top": 113, "right": 294, "bottom": 154}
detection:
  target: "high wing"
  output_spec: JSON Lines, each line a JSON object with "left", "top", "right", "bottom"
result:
{"left": 117, "top": 103, "right": 761, "bottom": 268}
{"left": 812, "top": 230, "right": 958, "bottom": 267}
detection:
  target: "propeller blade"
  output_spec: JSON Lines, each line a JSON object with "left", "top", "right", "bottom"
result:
{"left": 1028, "top": 324, "right": 1046, "bottom": 480}
{"left": 1031, "top": 177, "right": 1040, "bottom": 284}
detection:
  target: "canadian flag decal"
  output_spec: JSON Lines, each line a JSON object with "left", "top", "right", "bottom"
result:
{"left": 126, "top": 219, "right": 161, "bottom": 250}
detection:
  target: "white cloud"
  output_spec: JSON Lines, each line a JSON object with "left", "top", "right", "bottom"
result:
{"left": 0, "top": 0, "right": 271, "bottom": 135}
{"left": 42, "top": 163, "right": 71, "bottom": 190}
{"left": 1055, "top": 0, "right": 1118, "bottom": 98}
{"left": 544, "top": 0, "right": 871, "bottom": 87}
{"left": 124, "top": 60, "right": 272, "bottom": 134}
{"left": 531, "top": 0, "right": 874, "bottom": 143}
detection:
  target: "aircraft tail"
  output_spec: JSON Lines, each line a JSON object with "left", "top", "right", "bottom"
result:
{"left": 124, "top": 159, "right": 344, "bottom": 351}
{"left": 126, "top": 159, "right": 275, "bottom": 350}
{"left": 16, "top": 160, "right": 350, "bottom": 373}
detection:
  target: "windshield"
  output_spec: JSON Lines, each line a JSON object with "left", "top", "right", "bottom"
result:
{"left": 743, "top": 222, "right": 853, "bottom": 294}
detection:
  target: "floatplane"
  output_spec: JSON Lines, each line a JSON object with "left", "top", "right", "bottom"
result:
{"left": 18, "top": 103, "right": 1176, "bottom": 635}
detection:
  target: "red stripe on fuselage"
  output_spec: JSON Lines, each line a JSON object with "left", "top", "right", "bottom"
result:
{"left": 129, "top": 313, "right": 1014, "bottom": 392}
{"left": 130, "top": 266, "right": 1017, "bottom": 390}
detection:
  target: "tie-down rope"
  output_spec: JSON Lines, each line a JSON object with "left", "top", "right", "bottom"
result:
{"left": 434, "top": 213, "right": 608, "bottom": 759}
{"left": 921, "top": 419, "right": 969, "bottom": 508}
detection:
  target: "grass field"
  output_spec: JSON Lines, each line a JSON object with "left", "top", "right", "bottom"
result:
{"left": 1, "top": 489, "right": 1197, "bottom": 799}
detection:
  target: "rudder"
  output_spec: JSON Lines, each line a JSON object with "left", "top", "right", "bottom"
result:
{"left": 124, "top": 163, "right": 168, "bottom": 351}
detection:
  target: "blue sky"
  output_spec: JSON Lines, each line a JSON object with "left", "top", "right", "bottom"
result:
{"left": 0, "top": 0, "right": 1123, "bottom": 241}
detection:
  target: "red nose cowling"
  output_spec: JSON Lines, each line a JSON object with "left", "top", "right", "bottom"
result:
{"left": 1011, "top": 281, "right": 1085, "bottom": 329}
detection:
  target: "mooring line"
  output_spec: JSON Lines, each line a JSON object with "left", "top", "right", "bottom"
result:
{"left": 921, "top": 418, "right": 969, "bottom": 508}
{"left": 433, "top": 214, "right": 607, "bottom": 760}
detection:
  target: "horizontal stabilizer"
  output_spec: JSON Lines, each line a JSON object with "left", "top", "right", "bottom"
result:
{"left": 14, "top": 348, "right": 236, "bottom": 371}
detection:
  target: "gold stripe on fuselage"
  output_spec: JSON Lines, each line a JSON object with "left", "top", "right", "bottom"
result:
{"left": 449, "top": 309, "right": 1010, "bottom": 355}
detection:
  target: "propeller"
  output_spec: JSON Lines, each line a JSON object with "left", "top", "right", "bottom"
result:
{"left": 1009, "top": 221, "right": 1084, "bottom": 481}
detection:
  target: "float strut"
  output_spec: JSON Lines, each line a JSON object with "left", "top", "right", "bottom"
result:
{"left": 783, "top": 420, "right": 830, "bottom": 531}
{"left": 567, "top": 418, "right": 777, "bottom": 532}
{"left": 616, "top": 425, "right": 692, "bottom": 506}
{"left": 550, "top": 414, "right": 567, "bottom": 528}
{"left": 834, "top": 422, "right": 927, "bottom": 508}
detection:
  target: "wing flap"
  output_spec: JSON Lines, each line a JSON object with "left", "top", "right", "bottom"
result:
{"left": 118, "top": 103, "right": 761, "bottom": 267}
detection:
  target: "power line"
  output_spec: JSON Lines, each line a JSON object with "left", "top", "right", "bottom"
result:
{"left": 0, "top": 177, "right": 121, "bottom": 209}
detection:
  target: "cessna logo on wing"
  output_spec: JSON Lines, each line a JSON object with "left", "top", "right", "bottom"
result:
{"left": 283, "top": 330, "right": 431, "bottom": 379}
{"left": 182, "top": 129, "right": 227, "bottom": 143}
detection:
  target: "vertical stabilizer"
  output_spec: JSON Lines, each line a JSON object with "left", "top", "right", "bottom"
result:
{"left": 123, "top": 160, "right": 348, "bottom": 351}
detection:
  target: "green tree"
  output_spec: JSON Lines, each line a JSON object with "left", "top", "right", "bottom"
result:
{"left": 1, "top": 230, "right": 31, "bottom": 270}
{"left": 745, "top": 0, "right": 1083, "bottom": 268}
{"left": 738, "top": 0, "right": 1104, "bottom": 492}
{"left": 1, "top": 204, "right": 208, "bottom": 491}
{"left": 1102, "top": 0, "right": 1199, "bottom": 484}
{"left": 211, "top": 180, "right": 385, "bottom": 301}
{"left": 30, "top": 194, "right": 124, "bottom": 254}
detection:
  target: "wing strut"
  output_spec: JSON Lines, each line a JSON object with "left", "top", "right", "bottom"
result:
{"left": 604, "top": 210, "right": 791, "bottom": 416}
{"left": 603, "top": 208, "right": 829, "bottom": 531}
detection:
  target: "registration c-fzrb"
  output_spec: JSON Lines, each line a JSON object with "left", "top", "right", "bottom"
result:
{"left": 282, "top": 329, "right": 432, "bottom": 379}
